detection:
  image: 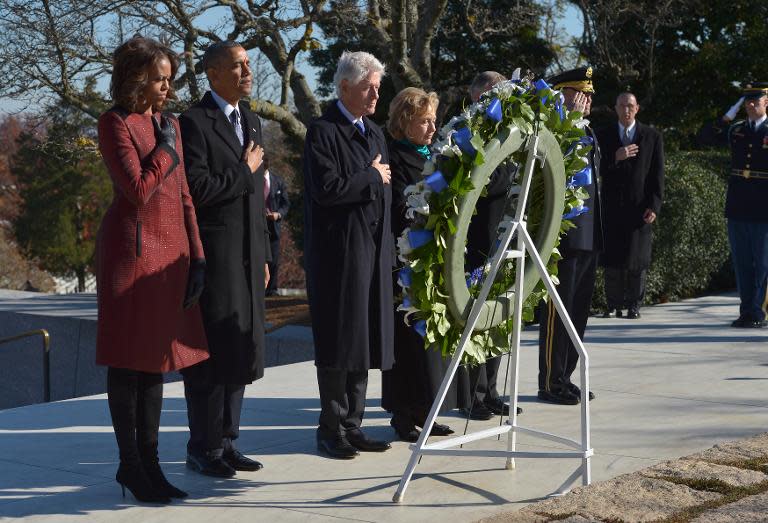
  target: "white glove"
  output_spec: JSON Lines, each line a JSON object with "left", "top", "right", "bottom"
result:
{"left": 725, "top": 97, "right": 744, "bottom": 121}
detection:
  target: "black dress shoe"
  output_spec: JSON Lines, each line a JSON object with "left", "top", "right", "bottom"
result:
{"left": 567, "top": 383, "right": 595, "bottom": 401}
{"left": 317, "top": 435, "right": 359, "bottom": 459}
{"left": 346, "top": 430, "right": 391, "bottom": 452}
{"left": 537, "top": 389, "right": 580, "bottom": 405}
{"left": 484, "top": 397, "right": 510, "bottom": 416}
{"left": 391, "top": 415, "right": 420, "bottom": 442}
{"left": 616, "top": 309, "right": 624, "bottom": 318}
{"left": 732, "top": 316, "right": 766, "bottom": 328}
{"left": 223, "top": 449, "right": 263, "bottom": 471}
{"left": 460, "top": 402, "right": 495, "bottom": 420}
{"left": 626, "top": 309, "right": 641, "bottom": 319}
{"left": 428, "top": 422, "right": 454, "bottom": 436}
{"left": 186, "top": 453, "right": 236, "bottom": 478}
{"left": 602, "top": 309, "right": 616, "bottom": 318}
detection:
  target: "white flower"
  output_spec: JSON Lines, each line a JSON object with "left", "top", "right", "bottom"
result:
{"left": 421, "top": 159, "right": 436, "bottom": 176}
{"left": 396, "top": 228, "right": 412, "bottom": 261}
{"left": 573, "top": 118, "right": 590, "bottom": 129}
{"left": 405, "top": 192, "right": 430, "bottom": 219}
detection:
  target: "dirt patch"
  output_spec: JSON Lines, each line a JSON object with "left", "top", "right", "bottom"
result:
{"left": 265, "top": 295, "right": 310, "bottom": 332}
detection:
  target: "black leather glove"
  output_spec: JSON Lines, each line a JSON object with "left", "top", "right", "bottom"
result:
{"left": 183, "top": 259, "right": 206, "bottom": 310}
{"left": 152, "top": 114, "right": 177, "bottom": 152}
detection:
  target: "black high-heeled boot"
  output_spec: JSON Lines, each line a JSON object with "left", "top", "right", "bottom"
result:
{"left": 138, "top": 372, "right": 187, "bottom": 499}
{"left": 116, "top": 463, "right": 171, "bottom": 503}
{"left": 108, "top": 367, "right": 171, "bottom": 504}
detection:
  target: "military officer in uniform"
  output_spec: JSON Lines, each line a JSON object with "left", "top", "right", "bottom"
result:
{"left": 538, "top": 67, "right": 604, "bottom": 405}
{"left": 700, "top": 82, "right": 768, "bottom": 328}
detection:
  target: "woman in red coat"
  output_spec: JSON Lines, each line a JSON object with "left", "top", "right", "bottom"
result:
{"left": 96, "top": 37, "right": 208, "bottom": 503}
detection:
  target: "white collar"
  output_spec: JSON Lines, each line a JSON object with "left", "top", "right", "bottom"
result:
{"left": 618, "top": 121, "right": 637, "bottom": 134}
{"left": 749, "top": 114, "right": 767, "bottom": 128}
{"left": 336, "top": 100, "right": 364, "bottom": 130}
{"left": 211, "top": 90, "right": 240, "bottom": 119}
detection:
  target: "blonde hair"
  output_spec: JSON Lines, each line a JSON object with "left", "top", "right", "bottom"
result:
{"left": 387, "top": 87, "right": 439, "bottom": 141}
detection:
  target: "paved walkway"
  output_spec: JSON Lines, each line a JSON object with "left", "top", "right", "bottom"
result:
{"left": 1, "top": 293, "right": 768, "bottom": 522}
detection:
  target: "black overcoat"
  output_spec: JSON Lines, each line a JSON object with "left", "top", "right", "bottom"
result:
{"left": 303, "top": 102, "right": 394, "bottom": 371}
{"left": 382, "top": 139, "right": 456, "bottom": 413}
{"left": 180, "top": 92, "right": 271, "bottom": 384}
{"left": 266, "top": 173, "right": 290, "bottom": 241}
{"left": 597, "top": 121, "right": 664, "bottom": 270}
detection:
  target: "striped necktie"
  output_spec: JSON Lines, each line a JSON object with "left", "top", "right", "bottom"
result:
{"left": 229, "top": 109, "right": 244, "bottom": 146}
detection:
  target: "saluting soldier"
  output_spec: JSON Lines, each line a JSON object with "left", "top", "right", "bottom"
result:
{"left": 700, "top": 82, "right": 768, "bottom": 328}
{"left": 538, "top": 67, "right": 604, "bottom": 405}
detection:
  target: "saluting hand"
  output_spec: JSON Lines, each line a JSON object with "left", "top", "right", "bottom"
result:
{"left": 616, "top": 144, "right": 639, "bottom": 162}
{"left": 243, "top": 140, "right": 264, "bottom": 173}
{"left": 372, "top": 154, "right": 391, "bottom": 184}
{"left": 566, "top": 91, "right": 588, "bottom": 114}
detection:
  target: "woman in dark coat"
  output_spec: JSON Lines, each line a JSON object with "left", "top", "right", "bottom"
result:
{"left": 382, "top": 87, "right": 455, "bottom": 441}
{"left": 97, "top": 37, "right": 208, "bottom": 503}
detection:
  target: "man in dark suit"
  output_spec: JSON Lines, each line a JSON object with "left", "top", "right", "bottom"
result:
{"left": 699, "top": 82, "right": 768, "bottom": 328}
{"left": 597, "top": 92, "right": 664, "bottom": 319}
{"left": 538, "top": 66, "right": 604, "bottom": 406}
{"left": 460, "top": 71, "right": 518, "bottom": 421}
{"left": 263, "top": 158, "right": 290, "bottom": 296}
{"left": 303, "top": 51, "right": 394, "bottom": 459}
{"left": 179, "top": 41, "right": 271, "bottom": 477}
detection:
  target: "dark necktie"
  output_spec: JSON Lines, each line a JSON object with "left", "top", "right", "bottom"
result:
{"left": 229, "top": 110, "right": 244, "bottom": 146}
{"left": 622, "top": 127, "right": 631, "bottom": 145}
{"left": 354, "top": 120, "right": 365, "bottom": 135}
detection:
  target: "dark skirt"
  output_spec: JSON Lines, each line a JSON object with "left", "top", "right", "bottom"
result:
{"left": 382, "top": 311, "right": 461, "bottom": 416}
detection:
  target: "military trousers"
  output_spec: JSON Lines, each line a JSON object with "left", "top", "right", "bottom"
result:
{"left": 727, "top": 219, "right": 768, "bottom": 322}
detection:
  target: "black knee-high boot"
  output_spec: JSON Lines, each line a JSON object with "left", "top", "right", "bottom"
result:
{"left": 137, "top": 373, "right": 187, "bottom": 498}
{"left": 107, "top": 367, "right": 170, "bottom": 503}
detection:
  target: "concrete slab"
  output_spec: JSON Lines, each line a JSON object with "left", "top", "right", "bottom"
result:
{"left": 690, "top": 491, "right": 768, "bottom": 523}
{"left": 1, "top": 292, "right": 768, "bottom": 521}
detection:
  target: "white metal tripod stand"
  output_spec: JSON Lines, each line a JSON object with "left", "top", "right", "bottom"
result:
{"left": 393, "top": 130, "right": 593, "bottom": 503}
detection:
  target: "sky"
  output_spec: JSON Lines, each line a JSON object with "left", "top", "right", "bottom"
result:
{"left": 0, "top": 2, "right": 582, "bottom": 116}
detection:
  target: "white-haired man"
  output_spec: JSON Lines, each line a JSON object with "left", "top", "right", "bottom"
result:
{"left": 303, "top": 51, "right": 394, "bottom": 459}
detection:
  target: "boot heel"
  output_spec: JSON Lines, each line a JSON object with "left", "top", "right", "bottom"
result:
{"left": 116, "top": 465, "right": 171, "bottom": 503}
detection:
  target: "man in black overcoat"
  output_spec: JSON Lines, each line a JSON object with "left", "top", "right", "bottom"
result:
{"left": 596, "top": 92, "right": 664, "bottom": 319}
{"left": 263, "top": 158, "right": 290, "bottom": 296}
{"left": 303, "top": 51, "right": 394, "bottom": 459}
{"left": 179, "top": 41, "right": 271, "bottom": 477}
{"left": 460, "top": 71, "right": 518, "bottom": 421}
{"left": 538, "top": 67, "right": 604, "bottom": 406}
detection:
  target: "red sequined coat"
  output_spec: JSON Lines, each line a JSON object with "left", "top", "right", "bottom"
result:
{"left": 95, "top": 107, "right": 209, "bottom": 373}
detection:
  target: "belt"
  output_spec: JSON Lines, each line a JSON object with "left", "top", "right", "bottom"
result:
{"left": 730, "top": 169, "right": 768, "bottom": 180}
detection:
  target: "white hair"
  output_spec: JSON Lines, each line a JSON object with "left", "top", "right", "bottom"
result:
{"left": 333, "top": 51, "right": 386, "bottom": 98}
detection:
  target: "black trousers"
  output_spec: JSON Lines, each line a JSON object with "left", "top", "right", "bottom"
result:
{"left": 316, "top": 367, "right": 368, "bottom": 438}
{"left": 468, "top": 356, "right": 503, "bottom": 405}
{"left": 604, "top": 267, "right": 647, "bottom": 310}
{"left": 107, "top": 367, "right": 163, "bottom": 466}
{"left": 266, "top": 237, "right": 280, "bottom": 294}
{"left": 538, "top": 250, "right": 598, "bottom": 392}
{"left": 183, "top": 360, "right": 245, "bottom": 458}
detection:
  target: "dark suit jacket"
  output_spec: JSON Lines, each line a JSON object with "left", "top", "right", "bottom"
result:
{"left": 179, "top": 91, "right": 271, "bottom": 384}
{"left": 265, "top": 172, "right": 290, "bottom": 240}
{"left": 303, "top": 101, "right": 394, "bottom": 371}
{"left": 596, "top": 121, "right": 664, "bottom": 269}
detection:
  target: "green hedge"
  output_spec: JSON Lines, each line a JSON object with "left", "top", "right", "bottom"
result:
{"left": 592, "top": 149, "right": 732, "bottom": 310}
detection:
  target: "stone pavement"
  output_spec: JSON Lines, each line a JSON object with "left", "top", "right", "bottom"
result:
{"left": 1, "top": 293, "right": 768, "bottom": 522}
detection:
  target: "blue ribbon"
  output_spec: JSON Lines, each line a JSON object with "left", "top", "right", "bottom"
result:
{"left": 402, "top": 296, "right": 412, "bottom": 308}
{"left": 555, "top": 97, "right": 565, "bottom": 121}
{"left": 398, "top": 267, "right": 412, "bottom": 287}
{"left": 567, "top": 166, "right": 592, "bottom": 188}
{"left": 565, "top": 135, "right": 595, "bottom": 156}
{"left": 534, "top": 79, "right": 551, "bottom": 104}
{"left": 413, "top": 320, "right": 427, "bottom": 338}
{"left": 453, "top": 127, "right": 476, "bottom": 156}
{"left": 408, "top": 229, "right": 434, "bottom": 249}
{"left": 486, "top": 98, "right": 503, "bottom": 122}
{"left": 425, "top": 170, "right": 448, "bottom": 193}
{"left": 563, "top": 205, "right": 590, "bottom": 220}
